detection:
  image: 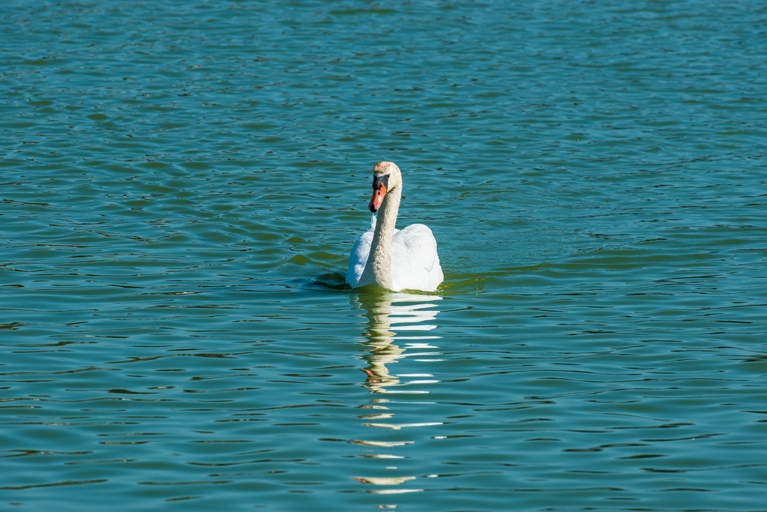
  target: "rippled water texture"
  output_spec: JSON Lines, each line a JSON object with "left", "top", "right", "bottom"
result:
{"left": 2, "top": 0, "right": 767, "bottom": 510}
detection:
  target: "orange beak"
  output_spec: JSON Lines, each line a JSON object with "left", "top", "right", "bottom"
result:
{"left": 369, "top": 183, "right": 387, "bottom": 212}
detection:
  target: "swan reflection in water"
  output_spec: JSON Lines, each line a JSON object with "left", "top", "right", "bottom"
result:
{"left": 349, "top": 290, "right": 443, "bottom": 493}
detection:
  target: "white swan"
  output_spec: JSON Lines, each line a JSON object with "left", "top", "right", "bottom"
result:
{"left": 346, "top": 161, "right": 443, "bottom": 292}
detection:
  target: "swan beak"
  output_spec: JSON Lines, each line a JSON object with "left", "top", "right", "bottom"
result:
{"left": 369, "top": 184, "right": 387, "bottom": 213}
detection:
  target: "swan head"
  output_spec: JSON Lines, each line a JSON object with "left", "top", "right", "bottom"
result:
{"left": 368, "top": 161, "right": 401, "bottom": 213}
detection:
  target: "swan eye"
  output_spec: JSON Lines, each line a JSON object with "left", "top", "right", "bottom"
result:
{"left": 372, "top": 174, "right": 389, "bottom": 191}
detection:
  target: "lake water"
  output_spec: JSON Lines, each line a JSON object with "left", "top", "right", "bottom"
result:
{"left": 2, "top": 0, "right": 767, "bottom": 510}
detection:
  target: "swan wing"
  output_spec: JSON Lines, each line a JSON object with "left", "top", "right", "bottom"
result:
{"left": 391, "top": 224, "right": 443, "bottom": 292}
{"left": 346, "top": 228, "right": 374, "bottom": 288}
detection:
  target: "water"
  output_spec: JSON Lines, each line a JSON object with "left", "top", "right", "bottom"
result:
{"left": 2, "top": 0, "right": 767, "bottom": 510}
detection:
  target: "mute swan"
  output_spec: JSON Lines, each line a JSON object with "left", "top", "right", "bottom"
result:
{"left": 346, "top": 161, "right": 443, "bottom": 292}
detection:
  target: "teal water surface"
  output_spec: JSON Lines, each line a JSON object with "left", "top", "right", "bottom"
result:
{"left": 2, "top": 1, "right": 767, "bottom": 510}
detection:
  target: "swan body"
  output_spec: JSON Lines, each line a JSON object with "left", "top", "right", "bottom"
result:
{"left": 346, "top": 162, "right": 443, "bottom": 292}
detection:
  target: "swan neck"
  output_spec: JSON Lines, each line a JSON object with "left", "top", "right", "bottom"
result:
{"left": 366, "top": 186, "right": 401, "bottom": 289}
